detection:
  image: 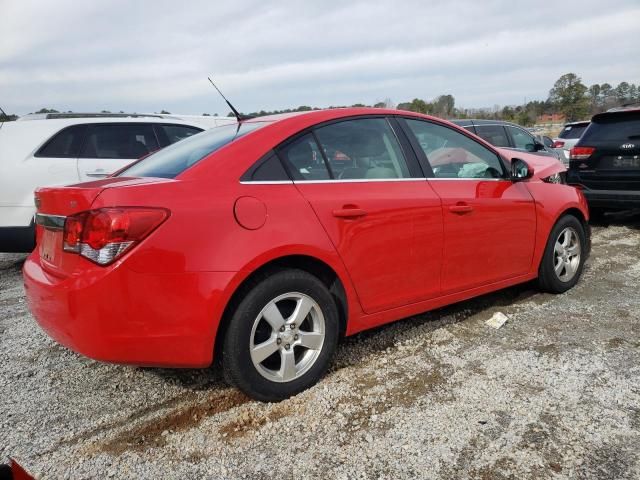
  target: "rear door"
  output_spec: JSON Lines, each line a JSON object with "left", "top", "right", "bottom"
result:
{"left": 77, "top": 123, "right": 159, "bottom": 180}
{"left": 278, "top": 117, "right": 443, "bottom": 314}
{"left": 400, "top": 118, "right": 536, "bottom": 293}
{"left": 32, "top": 124, "right": 87, "bottom": 185}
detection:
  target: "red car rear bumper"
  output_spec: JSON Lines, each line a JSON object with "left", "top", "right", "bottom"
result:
{"left": 23, "top": 251, "right": 235, "bottom": 368}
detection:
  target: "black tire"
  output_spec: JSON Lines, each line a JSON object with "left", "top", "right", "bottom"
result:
{"left": 222, "top": 269, "right": 339, "bottom": 402}
{"left": 538, "top": 214, "right": 587, "bottom": 293}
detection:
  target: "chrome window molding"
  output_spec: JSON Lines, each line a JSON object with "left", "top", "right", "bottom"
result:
{"left": 292, "top": 177, "right": 427, "bottom": 184}
{"left": 427, "top": 177, "right": 508, "bottom": 181}
{"left": 239, "top": 180, "right": 293, "bottom": 185}
{"left": 35, "top": 213, "right": 66, "bottom": 230}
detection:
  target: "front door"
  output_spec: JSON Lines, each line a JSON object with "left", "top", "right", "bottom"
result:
{"left": 401, "top": 118, "right": 537, "bottom": 293}
{"left": 277, "top": 118, "right": 443, "bottom": 314}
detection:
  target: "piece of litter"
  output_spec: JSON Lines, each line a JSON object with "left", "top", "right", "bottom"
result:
{"left": 486, "top": 312, "right": 508, "bottom": 329}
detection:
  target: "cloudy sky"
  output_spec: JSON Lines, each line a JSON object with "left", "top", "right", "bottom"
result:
{"left": 2, "top": 0, "right": 639, "bottom": 116}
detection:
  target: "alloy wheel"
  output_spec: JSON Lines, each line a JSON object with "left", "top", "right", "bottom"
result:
{"left": 553, "top": 227, "right": 581, "bottom": 282}
{"left": 249, "top": 292, "right": 325, "bottom": 383}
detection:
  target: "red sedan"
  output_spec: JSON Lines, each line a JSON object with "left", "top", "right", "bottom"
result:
{"left": 23, "top": 108, "right": 590, "bottom": 401}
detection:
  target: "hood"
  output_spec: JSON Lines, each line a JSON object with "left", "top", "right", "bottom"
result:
{"left": 496, "top": 148, "right": 566, "bottom": 180}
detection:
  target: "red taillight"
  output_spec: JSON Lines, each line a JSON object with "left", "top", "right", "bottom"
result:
{"left": 552, "top": 140, "right": 565, "bottom": 148}
{"left": 570, "top": 146, "right": 595, "bottom": 161}
{"left": 63, "top": 208, "right": 169, "bottom": 265}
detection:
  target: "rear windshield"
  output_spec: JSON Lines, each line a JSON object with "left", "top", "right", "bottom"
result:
{"left": 120, "top": 122, "right": 265, "bottom": 178}
{"left": 558, "top": 123, "right": 588, "bottom": 139}
{"left": 580, "top": 115, "right": 640, "bottom": 143}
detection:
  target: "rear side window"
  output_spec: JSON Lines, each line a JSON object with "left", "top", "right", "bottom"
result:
{"left": 314, "top": 118, "right": 411, "bottom": 179}
{"left": 580, "top": 115, "right": 640, "bottom": 143}
{"left": 474, "top": 125, "right": 510, "bottom": 148}
{"left": 160, "top": 124, "right": 202, "bottom": 144}
{"left": 120, "top": 122, "right": 265, "bottom": 179}
{"left": 36, "top": 125, "right": 87, "bottom": 157}
{"left": 558, "top": 124, "right": 588, "bottom": 139}
{"left": 279, "top": 134, "right": 330, "bottom": 180}
{"left": 80, "top": 124, "right": 159, "bottom": 159}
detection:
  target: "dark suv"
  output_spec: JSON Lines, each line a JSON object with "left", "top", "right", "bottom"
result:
{"left": 450, "top": 119, "right": 562, "bottom": 162}
{"left": 567, "top": 108, "right": 640, "bottom": 213}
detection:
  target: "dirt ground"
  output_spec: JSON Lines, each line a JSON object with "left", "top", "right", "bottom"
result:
{"left": 1, "top": 213, "right": 639, "bottom": 479}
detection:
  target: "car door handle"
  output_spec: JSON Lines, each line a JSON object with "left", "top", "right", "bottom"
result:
{"left": 85, "top": 171, "right": 109, "bottom": 178}
{"left": 449, "top": 203, "right": 474, "bottom": 214}
{"left": 332, "top": 207, "right": 367, "bottom": 219}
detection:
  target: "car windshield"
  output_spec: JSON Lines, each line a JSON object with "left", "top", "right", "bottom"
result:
{"left": 120, "top": 122, "right": 266, "bottom": 178}
{"left": 558, "top": 124, "right": 588, "bottom": 139}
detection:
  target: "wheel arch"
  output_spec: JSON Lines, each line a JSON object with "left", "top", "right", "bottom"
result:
{"left": 213, "top": 253, "right": 351, "bottom": 364}
{"left": 557, "top": 206, "right": 591, "bottom": 258}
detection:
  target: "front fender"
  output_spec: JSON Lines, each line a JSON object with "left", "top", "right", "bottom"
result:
{"left": 526, "top": 182, "right": 590, "bottom": 273}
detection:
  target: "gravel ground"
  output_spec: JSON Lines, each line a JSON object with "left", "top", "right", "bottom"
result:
{"left": 1, "top": 214, "right": 639, "bottom": 479}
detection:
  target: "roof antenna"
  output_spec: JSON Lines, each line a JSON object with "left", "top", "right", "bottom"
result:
{"left": 208, "top": 77, "right": 253, "bottom": 122}
{"left": 0, "top": 105, "right": 7, "bottom": 129}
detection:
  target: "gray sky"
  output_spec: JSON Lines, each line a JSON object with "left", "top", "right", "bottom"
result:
{"left": 2, "top": 0, "right": 639, "bottom": 116}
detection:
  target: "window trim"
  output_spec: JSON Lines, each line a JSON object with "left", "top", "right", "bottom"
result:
{"left": 397, "top": 116, "right": 509, "bottom": 179}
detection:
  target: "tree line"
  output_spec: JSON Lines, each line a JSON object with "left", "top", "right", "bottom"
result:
{"left": 2, "top": 73, "right": 637, "bottom": 125}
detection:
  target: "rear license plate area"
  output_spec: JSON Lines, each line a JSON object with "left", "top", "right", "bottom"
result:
{"left": 40, "top": 229, "right": 60, "bottom": 266}
{"left": 600, "top": 155, "right": 640, "bottom": 169}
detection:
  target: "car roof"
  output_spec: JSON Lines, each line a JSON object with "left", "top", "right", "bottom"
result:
{"left": 592, "top": 108, "right": 640, "bottom": 122}
{"left": 241, "top": 108, "right": 470, "bottom": 134}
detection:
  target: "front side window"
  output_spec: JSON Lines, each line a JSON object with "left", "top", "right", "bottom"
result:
{"left": 36, "top": 125, "right": 87, "bottom": 157}
{"left": 506, "top": 126, "right": 535, "bottom": 151}
{"left": 314, "top": 118, "right": 410, "bottom": 179}
{"left": 405, "top": 119, "right": 505, "bottom": 179}
{"left": 120, "top": 122, "right": 265, "bottom": 178}
{"left": 81, "top": 124, "right": 159, "bottom": 159}
{"left": 474, "top": 125, "right": 510, "bottom": 148}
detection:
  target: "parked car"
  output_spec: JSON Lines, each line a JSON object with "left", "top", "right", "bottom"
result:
{"left": 567, "top": 108, "right": 640, "bottom": 215}
{"left": 0, "top": 113, "right": 236, "bottom": 252}
{"left": 450, "top": 119, "right": 563, "bottom": 163}
{"left": 552, "top": 121, "right": 590, "bottom": 163}
{"left": 24, "top": 108, "right": 590, "bottom": 401}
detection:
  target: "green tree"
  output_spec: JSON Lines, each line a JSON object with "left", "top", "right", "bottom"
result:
{"left": 434, "top": 95, "right": 455, "bottom": 117}
{"left": 548, "top": 73, "right": 589, "bottom": 121}
{"left": 615, "top": 82, "right": 631, "bottom": 104}
{"left": 35, "top": 108, "right": 60, "bottom": 114}
{"left": 588, "top": 84, "right": 601, "bottom": 113}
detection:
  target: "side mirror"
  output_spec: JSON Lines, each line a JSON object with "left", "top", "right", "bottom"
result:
{"left": 534, "top": 141, "right": 546, "bottom": 151}
{"left": 511, "top": 158, "right": 533, "bottom": 181}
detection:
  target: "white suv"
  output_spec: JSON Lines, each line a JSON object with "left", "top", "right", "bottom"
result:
{"left": 0, "top": 113, "right": 235, "bottom": 252}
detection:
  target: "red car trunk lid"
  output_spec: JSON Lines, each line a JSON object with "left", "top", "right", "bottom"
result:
{"left": 34, "top": 177, "right": 168, "bottom": 274}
